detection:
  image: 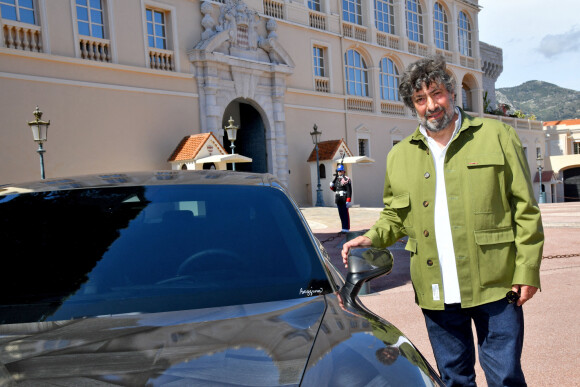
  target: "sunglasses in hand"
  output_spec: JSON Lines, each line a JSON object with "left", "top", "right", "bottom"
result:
{"left": 506, "top": 290, "right": 520, "bottom": 304}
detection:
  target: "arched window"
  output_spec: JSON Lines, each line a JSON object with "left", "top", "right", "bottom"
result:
{"left": 343, "top": 0, "right": 362, "bottom": 25}
{"left": 433, "top": 2, "right": 448, "bottom": 50}
{"left": 319, "top": 164, "right": 326, "bottom": 179}
{"left": 458, "top": 11, "right": 472, "bottom": 56}
{"left": 406, "top": 0, "right": 423, "bottom": 43}
{"left": 375, "top": 0, "right": 394, "bottom": 34}
{"left": 379, "top": 57, "right": 400, "bottom": 101}
{"left": 344, "top": 49, "right": 369, "bottom": 96}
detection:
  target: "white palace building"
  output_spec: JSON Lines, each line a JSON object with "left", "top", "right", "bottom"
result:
{"left": 1, "top": 0, "right": 552, "bottom": 205}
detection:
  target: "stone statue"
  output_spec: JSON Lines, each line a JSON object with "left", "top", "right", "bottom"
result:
{"left": 200, "top": 1, "right": 216, "bottom": 40}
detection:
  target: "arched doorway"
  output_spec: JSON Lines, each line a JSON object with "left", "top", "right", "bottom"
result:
{"left": 461, "top": 74, "right": 479, "bottom": 113}
{"left": 222, "top": 100, "right": 268, "bottom": 173}
{"left": 563, "top": 167, "right": 580, "bottom": 202}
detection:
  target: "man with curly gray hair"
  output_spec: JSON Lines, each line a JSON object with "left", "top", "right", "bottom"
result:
{"left": 399, "top": 55, "right": 458, "bottom": 136}
{"left": 343, "top": 56, "right": 543, "bottom": 386}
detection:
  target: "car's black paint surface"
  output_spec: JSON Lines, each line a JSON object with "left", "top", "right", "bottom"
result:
{"left": 0, "top": 171, "right": 443, "bottom": 386}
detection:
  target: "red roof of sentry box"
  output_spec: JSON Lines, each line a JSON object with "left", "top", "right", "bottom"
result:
{"left": 307, "top": 139, "right": 354, "bottom": 162}
{"left": 307, "top": 140, "right": 342, "bottom": 162}
{"left": 543, "top": 118, "right": 580, "bottom": 127}
{"left": 167, "top": 133, "right": 224, "bottom": 162}
{"left": 534, "top": 170, "right": 558, "bottom": 183}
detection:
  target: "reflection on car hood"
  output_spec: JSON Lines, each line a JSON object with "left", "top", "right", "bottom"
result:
{"left": 0, "top": 295, "right": 441, "bottom": 386}
{"left": 1, "top": 297, "right": 323, "bottom": 386}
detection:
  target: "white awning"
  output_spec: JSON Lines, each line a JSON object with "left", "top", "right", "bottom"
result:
{"left": 0, "top": 187, "right": 34, "bottom": 195}
{"left": 334, "top": 156, "right": 375, "bottom": 164}
{"left": 196, "top": 154, "right": 253, "bottom": 164}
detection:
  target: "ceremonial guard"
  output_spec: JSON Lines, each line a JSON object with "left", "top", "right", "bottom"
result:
{"left": 329, "top": 164, "right": 352, "bottom": 233}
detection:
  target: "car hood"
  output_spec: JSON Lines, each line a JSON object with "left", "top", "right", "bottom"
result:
{"left": 0, "top": 295, "right": 440, "bottom": 386}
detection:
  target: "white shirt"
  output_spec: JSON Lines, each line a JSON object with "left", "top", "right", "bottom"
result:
{"left": 419, "top": 108, "right": 462, "bottom": 304}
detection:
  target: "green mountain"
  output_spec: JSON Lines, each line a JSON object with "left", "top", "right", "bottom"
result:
{"left": 496, "top": 81, "right": 580, "bottom": 122}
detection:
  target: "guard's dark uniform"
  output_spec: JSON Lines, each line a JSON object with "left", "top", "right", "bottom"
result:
{"left": 330, "top": 173, "right": 352, "bottom": 232}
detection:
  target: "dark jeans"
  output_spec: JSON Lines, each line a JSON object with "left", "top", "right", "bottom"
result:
{"left": 422, "top": 299, "right": 526, "bottom": 387}
{"left": 337, "top": 202, "right": 350, "bottom": 230}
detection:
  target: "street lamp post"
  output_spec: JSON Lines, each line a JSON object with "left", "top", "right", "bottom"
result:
{"left": 536, "top": 153, "right": 545, "bottom": 204}
{"left": 27, "top": 106, "right": 50, "bottom": 179}
{"left": 310, "top": 124, "right": 324, "bottom": 207}
{"left": 224, "top": 116, "right": 239, "bottom": 171}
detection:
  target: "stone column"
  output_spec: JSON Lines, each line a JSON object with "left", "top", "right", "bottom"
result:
{"left": 456, "top": 82, "right": 463, "bottom": 110}
{"left": 424, "top": 0, "right": 436, "bottom": 54}
{"left": 272, "top": 72, "right": 289, "bottom": 187}
{"left": 202, "top": 63, "right": 222, "bottom": 138}
{"left": 366, "top": 0, "right": 377, "bottom": 45}
{"left": 395, "top": 0, "right": 408, "bottom": 52}
{"left": 472, "top": 6, "right": 481, "bottom": 68}
{"left": 471, "top": 87, "right": 484, "bottom": 116}
{"left": 371, "top": 65, "right": 382, "bottom": 114}
{"left": 450, "top": 2, "right": 460, "bottom": 64}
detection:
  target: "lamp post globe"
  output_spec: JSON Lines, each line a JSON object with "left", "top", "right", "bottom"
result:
{"left": 536, "top": 153, "right": 545, "bottom": 204}
{"left": 310, "top": 124, "right": 324, "bottom": 207}
{"left": 27, "top": 106, "right": 50, "bottom": 179}
{"left": 224, "top": 116, "right": 239, "bottom": 171}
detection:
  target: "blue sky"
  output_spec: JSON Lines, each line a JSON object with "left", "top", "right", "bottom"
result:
{"left": 478, "top": 0, "right": 580, "bottom": 91}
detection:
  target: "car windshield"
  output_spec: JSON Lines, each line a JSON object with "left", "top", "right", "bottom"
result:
{"left": 0, "top": 184, "right": 331, "bottom": 324}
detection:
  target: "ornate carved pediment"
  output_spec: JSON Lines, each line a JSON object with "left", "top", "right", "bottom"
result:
{"left": 195, "top": 0, "right": 293, "bottom": 67}
{"left": 390, "top": 126, "right": 403, "bottom": 136}
{"left": 354, "top": 124, "right": 371, "bottom": 134}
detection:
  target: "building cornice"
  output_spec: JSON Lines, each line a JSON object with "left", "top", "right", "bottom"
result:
{"left": 0, "top": 48, "right": 193, "bottom": 79}
{"left": 0, "top": 71, "right": 198, "bottom": 98}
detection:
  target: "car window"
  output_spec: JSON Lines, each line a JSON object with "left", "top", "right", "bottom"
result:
{"left": 0, "top": 185, "right": 331, "bottom": 324}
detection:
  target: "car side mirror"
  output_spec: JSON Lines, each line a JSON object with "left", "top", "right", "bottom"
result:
{"left": 340, "top": 247, "right": 394, "bottom": 305}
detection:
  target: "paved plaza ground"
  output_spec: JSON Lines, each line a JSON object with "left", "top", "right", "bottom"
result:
{"left": 302, "top": 202, "right": 580, "bottom": 386}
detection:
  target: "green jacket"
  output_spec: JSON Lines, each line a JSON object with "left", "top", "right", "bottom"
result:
{"left": 365, "top": 109, "right": 543, "bottom": 310}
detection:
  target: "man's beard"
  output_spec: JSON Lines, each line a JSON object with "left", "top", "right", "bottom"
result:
{"left": 418, "top": 102, "right": 456, "bottom": 133}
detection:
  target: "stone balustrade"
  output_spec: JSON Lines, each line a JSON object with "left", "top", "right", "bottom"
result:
{"left": 460, "top": 54, "right": 477, "bottom": 69}
{"left": 408, "top": 41, "right": 429, "bottom": 57}
{"left": 342, "top": 22, "right": 368, "bottom": 42}
{"left": 79, "top": 36, "right": 111, "bottom": 62}
{"left": 347, "top": 96, "right": 373, "bottom": 112}
{"left": 435, "top": 48, "right": 453, "bottom": 63}
{"left": 314, "top": 76, "right": 329, "bottom": 93}
{"left": 376, "top": 32, "right": 400, "bottom": 50}
{"left": 263, "top": 0, "right": 284, "bottom": 19}
{"left": 148, "top": 48, "right": 174, "bottom": 71}
{"left": 381, "top": 101, "right": 405, "bottom": 116}
{"left": 2, "top": 20, "right": 42, "bottom": 52}
{"left": 309, "top": 10, "right": 326, "bottom": 30}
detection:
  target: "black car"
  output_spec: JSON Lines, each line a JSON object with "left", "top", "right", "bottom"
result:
{"left": 0, "top": 171, "right": 443, "bottom": 386}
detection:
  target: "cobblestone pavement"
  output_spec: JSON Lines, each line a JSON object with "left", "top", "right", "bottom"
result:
{"left": 301, "top": 202, "right": 580, "bottom": 387}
